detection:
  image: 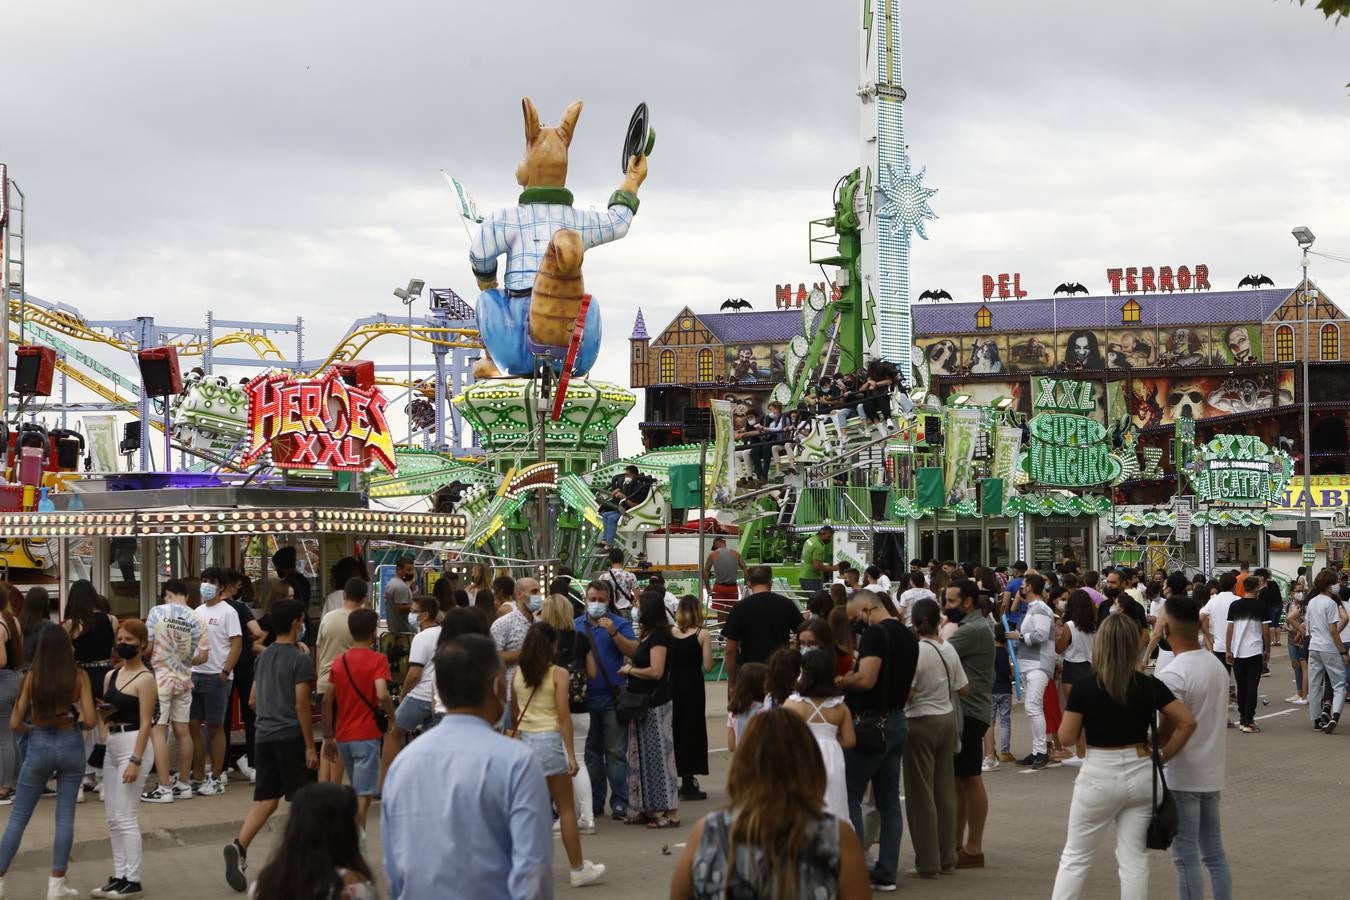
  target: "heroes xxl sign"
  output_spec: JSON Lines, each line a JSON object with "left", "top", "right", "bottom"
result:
{"left": 241, "top": 368, "right": 397, "bottom": 473}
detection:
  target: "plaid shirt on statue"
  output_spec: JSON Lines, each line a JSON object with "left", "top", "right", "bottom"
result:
{"left": 469, "top": 187, "right": 635, "bottom": 292}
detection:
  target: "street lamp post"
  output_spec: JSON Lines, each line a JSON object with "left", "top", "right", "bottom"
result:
{"left": 1292, "top": 227, "right": 1316, "bottom": 559}
{"left": 393, "top": 279, "right": 426, "bottom": 446}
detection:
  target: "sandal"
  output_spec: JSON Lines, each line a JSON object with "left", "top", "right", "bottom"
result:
{"left": 624, "top": 815, "right": 649, "bottom": 826}
{"left": 647, "top": 816, "right": 681, "bottom": 829}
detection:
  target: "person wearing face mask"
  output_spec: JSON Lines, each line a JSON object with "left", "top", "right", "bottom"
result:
{"left": 205, "top": 567, "right": 266, "bottom": 787}
{"left": 93, "top": 619, "right": 156, "bottom": 899}
{"left": 379, "top": 596, "right": 443, "bottom": 792}
{"left": 491, "top": 578, "right": 543, "bottom": 708}
{"left": 598, "top": 466, "right": 651, "bottom": 550}
{"left": 575, "top": 581, "right": 638, "bottom": 823}
{"left": 749, "top": 401, "right": 787, "bottom": 481}
{"left": 142, "top": 579, "right": 206, "bottom": 804}
{"left": 223, "top": 600, "right": 318, "bottom": 893}
{"left": 189, "top": 570, "right": 243, "bottom": 797}
{"left": 381, "top": 634, "right": 553, "bottom": 900}
{"left": 1005, "top": 573, "right": 1056, "bottom": 769}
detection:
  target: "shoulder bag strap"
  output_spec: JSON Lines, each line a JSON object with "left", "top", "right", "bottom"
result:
{"left": 1150, "top": 678, "right": 1169, "bottom": 801}
{"left": 877, "top": 621, "right": 892, "bottom": 712}
{"left": 588, "top": 623, "right": 620, "bottom": 696}
{"left": 512, "top": 685, "right": 540, "bottom": 733}
{"left": 342, "top": 654, "right": 380, "bottom": 718}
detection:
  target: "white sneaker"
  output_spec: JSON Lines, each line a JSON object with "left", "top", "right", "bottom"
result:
{"left": 196, "top": 777, "right": 224, "bottom": 796}
{"left": 46, "top": 875, "right": 78, "bottom": 898}
{"left": 218, "top": 771, "right": 229, "bottom": 787}
{"left": 980, "top": 756, "right": 999, "bottom": 772}
{"left": 1292, "top": 698, "right": 1309, "bottom": 705}
{"left": 75, "top": 786, "right": 85, "bottom": 804}
{"left": 234, "top": 756, "right": 256, "bottom": 783}
{"left": 140, "top": 784, "right": 174, "bottom": 804}
{"left": 578, "top": 818, "right": 596, "bottom": 835}
{"left": 1060, "top": 755, "right": 1084, "bottom": 768}
{"left": 569, "top": 860, "right": 606, "bottom": 887}
{"left": 172, "top": 780, "right": 194, "bottom": 800}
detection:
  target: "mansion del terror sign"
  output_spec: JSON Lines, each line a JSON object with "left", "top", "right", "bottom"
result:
{"left": 1186, "top": 434, "right": 1292, "bottom": 507}
{"left": 1023, "top": 378, "right": 1122, "bottom": 488}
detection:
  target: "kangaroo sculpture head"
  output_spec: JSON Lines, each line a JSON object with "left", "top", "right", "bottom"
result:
{"left": 516, "top": 97, "right": 583, "bottom": 190}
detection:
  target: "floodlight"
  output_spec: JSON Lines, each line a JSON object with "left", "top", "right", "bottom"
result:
{"left": 1292, "top": 226, "right": 1316, "bottom": 250}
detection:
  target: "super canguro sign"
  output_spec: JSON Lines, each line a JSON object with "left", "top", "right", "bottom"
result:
{"left": 1023, "top": 378, "right": 1121, "bottom": 487}
{"left": 241, "top": 369, "right": 397, "bottom": 473}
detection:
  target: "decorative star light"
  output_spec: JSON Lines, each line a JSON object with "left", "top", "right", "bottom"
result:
{"left": 877, "top": 154, "right": 938, "bottom": 241}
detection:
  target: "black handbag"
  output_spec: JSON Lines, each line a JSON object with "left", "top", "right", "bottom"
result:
{"left": 615, "top": 686, "right": 652, "bottom": 725}
{"left": 342, "top": 654, "right": 389, "bottom": 735}
{"left": 1146, "top": 688, "right": 1179, "bottom": 850}
{"left": 565, "top": 632, "right": 589, "bottom": 714}
{"left": 851, "top": 622, "right": 892, "bottom": 754}
{"left": 87, "top": 742, "right": 107, "bottom": 769}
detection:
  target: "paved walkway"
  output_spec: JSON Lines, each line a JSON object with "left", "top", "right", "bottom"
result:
{"left": 0, "top": 647, "right": 1340, "bottom": 897}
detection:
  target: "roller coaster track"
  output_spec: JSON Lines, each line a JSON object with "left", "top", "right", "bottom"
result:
{"left": 306, "top": 320, "right": 483, "bottom": 378}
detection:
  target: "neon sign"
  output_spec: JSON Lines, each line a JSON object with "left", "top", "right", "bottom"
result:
{"left": 1105, "top": 264, "right": 1210, "bottom": 294}
{"left": 1031, "top": 376, "right": 1096, "bottom": 414}
{"left": 242, "top": 369, "right": 397, "bottom": 473}
{"left": 1023, "top": 413, "right": 1121, "bottom": 487}
{"left": 1187, "top": 434, "right": 1291, "bottom": 507}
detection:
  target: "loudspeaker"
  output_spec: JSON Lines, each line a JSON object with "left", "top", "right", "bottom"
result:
{"left": 681, "top": 407, "right": 713, "bottom": 442}
{"left": 137, "top": 346, "right": 182, "bottom": 396}
{"left": 14, "top": 346, "right": 56, "bottom": 396}
{"left": 120, "top": 421, "right": 142, "bottom": 454}
{"left": 335, "top": 359, "right": 376, "bottom": 390}
{"left": 50, "top": 429, "right": 84, "bottom": 471}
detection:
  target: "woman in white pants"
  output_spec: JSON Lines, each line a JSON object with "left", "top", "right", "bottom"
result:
{"left": 541, "top": 595, "right": 596, "bottom": 831}
{"left": 1051, "top": 613, "right": 1196, "bottom": 900}
{"left": 97, "top": 620, "right": 157, "bottom": 899}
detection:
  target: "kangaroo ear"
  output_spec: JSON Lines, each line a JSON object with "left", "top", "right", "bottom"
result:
{"left": 522, "top": 97, "right": 541, "bottom": 145}
{"left": 557, "top": 100, "right": 583, "bottom": 147}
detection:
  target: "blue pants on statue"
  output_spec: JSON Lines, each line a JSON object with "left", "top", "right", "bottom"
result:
{"left": 476, "top": 288, "right": 602, "bottom": 377}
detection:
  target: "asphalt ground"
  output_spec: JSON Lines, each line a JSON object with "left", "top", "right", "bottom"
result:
{"left": 0, "top": 645, "right": 1344, "bottom": 898}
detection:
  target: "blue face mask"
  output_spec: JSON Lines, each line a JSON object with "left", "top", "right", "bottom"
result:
{"left": 586, "top": 602, "right": 608, "bottom": 620}
{"left": 527, "top": 594, "right": 544, "bottom": 613}
{"left": 200, "top": 583, "right": 218, "bottom": 603}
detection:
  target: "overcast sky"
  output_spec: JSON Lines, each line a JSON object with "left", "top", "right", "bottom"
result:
{"left": 4, "top": 0, "right": 1348, "bottom": 456}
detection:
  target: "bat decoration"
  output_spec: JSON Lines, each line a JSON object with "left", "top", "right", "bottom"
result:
{"left": 1053, "top": 282, "right": 1089, "bottom": 296}
{"left": 1238, "top": 274, "right": 1274, "bottom": 288}
{"left": 719, "top": 298, "right": 752, "bottom": 311}
{"left": 918, "top": 289, "right": 953, "bottom": 301}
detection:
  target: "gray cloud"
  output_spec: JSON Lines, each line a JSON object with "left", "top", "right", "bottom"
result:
{"left": 3, "top": 0, "right": 1348, "bottom": 456}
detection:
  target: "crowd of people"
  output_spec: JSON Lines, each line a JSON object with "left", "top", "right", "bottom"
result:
{"left": 0, "top": 541, "right": 1344, "bottom": 898}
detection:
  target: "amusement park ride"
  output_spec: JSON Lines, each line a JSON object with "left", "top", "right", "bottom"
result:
{"left": 0, "top": 1, "right": 940, "bottom": 607}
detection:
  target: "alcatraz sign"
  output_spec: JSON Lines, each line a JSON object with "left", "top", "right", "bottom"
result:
{"left": 1186, "top": 434, "right": 1291, "bottom": 507}
{"left": 242, "top": 368, "right": 397, "bottom": 473}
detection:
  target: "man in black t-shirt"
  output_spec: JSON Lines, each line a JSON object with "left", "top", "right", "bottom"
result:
{"left": 838, "top": 589, "right": 919, "bottom": 892}
{"left": 1254, "top": 568, "right": 1283, "bottom": 668}
{"left": 721, "top": 566, "right": 803, "bottom": 688}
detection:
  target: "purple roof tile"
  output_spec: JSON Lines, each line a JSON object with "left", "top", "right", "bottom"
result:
{"left": 913, "top": 288, "right": 1294, "bottom": 335}
{"left": 698, "top": 311, "right": 801, "bottom": 344}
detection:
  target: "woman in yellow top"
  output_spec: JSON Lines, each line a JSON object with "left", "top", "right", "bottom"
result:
{"left": 511, "top": 623, "right": 607, "bottom": 888}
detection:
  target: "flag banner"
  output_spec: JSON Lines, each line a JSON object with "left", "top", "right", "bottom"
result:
{"left": 944, "top": 408, "right": 982, "bottom": 505}
{"left": 916, "top": 467, "right": 945, "bottom": 509}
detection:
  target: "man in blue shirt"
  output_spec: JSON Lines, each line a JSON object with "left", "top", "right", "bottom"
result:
{"left": 574, "top": 580, "right": 638, "bottom": 820}
{"left": 382, "top": 634, "right": 553, "bottom": 899}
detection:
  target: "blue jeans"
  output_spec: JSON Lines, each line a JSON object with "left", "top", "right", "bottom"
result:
{"left": 843, "top": 711, "right": 908, "bottom": 883}
{"left": 0, "top": 726, "right": 85, "bottom": 873}
{"left": 600, "top": 510, "right": 622, "bottom": 545}
{"left": 584, "top": 696, "right": 629, "bottom": 816}
{"left": 991, "top": 692, "right": 1012, "bottom": 754}
{"left": 1171, "top": 790, "right": 1232, "bottom": 900}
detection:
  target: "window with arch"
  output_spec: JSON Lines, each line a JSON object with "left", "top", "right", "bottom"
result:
{"left": 975, "top": 306, "right": 992, "bottom": 329}
{"left": 659, "top": 349, "right": 675, "bottom": 382}
{"left": 697, "top": 348, "right": 714, "bottom": 381}
{"left": 1321, "top": 323, "right": 1340, "bottom": 361}
{"left": 1275, "top": 325, "right": 1294, "bottom": 362}
{"left": 1122, "top": 299, "right": 1141, "bottom": 324}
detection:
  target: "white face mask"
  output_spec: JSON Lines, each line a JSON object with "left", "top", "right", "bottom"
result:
{"left": 586, "top": 601, "right": 608, "bottom": 619}
{"left": 199, "top": 583, "right": 218, "bottom": 603}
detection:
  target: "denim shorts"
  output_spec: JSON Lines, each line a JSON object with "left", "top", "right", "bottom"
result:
{"left": 190, "top": 671, "right": 233, "bottom": 725}
{"left": 394, "top": 696, "right": 435, "bottom": 732}
{"left": 520, "top": 730, "right": 569, "bottom": 777}
{"left": 1289, "top": 642, "right": 1308, "bottom": 663}
{"left": 337, "top": 739, "right": 381, "bottom": 797}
